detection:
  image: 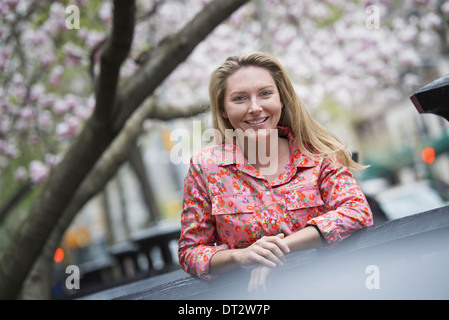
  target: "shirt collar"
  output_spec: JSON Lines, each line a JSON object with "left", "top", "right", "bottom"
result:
{"left": 218, "top": 126, "right": 318, "bottom": 168}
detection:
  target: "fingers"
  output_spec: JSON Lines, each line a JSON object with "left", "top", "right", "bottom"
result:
{"left": 249, "top": 234, "right": 290, "bottom": 268}
{"left": 274, "top": 233, "right": 291, "bottom": 254}
{"left": 249, "top": 247, "right": 281, "bottom": 268}
{"left": 261, "top": 242, "right": 285, "bottom": 265}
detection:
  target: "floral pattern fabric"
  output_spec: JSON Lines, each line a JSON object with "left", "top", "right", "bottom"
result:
{"left": 178, "top": 127, "right": 373, "bottom": 279}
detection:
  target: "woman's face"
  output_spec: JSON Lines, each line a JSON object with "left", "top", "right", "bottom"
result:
{"left": 222, "top": 66, "right": 282, "bottom": 136}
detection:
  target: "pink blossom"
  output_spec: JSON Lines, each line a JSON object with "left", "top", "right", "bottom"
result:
{"left": 63, "top": 42, "right": 84, "bottom": 66}
{"left": 398, "top": 25, "right": 418, "bottom": 43}
{"left": 87, "top": 95, "right": 96, "bottom": 110}
{"left": 55, "top": 122, "right": 71, "bottom": 138}
{"left": 45, "top": 153, "right": 61, "bottom": 169}
{"left": 0, "top": 139, "right": 6, "bottom": 153}
{"left": 307, "top": 2, "right": 331, "bottom": 20}
{"left": 85, "top": 30, "right": 105, "bottom": 50}
{"left": 14, "top": 166, "right": 27, "bottom": 182}
{"left": 274, "top": 26, "right": 296, "bottom": 47}
{"left": 15, "top": 118, "right": 30, "bottom": 133}
{"left": 5, "top": 0, "right": 19, "bottom": 10}
{"left": 74, "top": 104, "right": 93, "bottom": 120}
{"left": 56, "top": 116, "right": 79, "bottom": 139}
{"left": 20, "top": 107, "right": 34, "bottom": 121}
{"left": 0, "top": 117, "right": 11, "bottom": 134}
{"left": 420, "top": 12, "right": 441, "bottom": 29}
{"left": 419, "top": 30, "right": 439, "bottom": 47}
{"left": 30, "top": 133, "right": 40, "bottom": 145}
{"left": 38, "top": 110, "right": 53, "bottom": 127}
{"left": 0, "top": 101, "right": 9, "bottom": 113}
{"left": 29, "top": 160, "right": 49, "bottom": 184}
{"left": 49, "top": 65, "right": 64, "bottom": 87}
{"left": 53, "top": 99, "right": 69, "bottom": 115}
{"left": 30, "top": 85, "right": 45, "bottom": 102}
{"left": 0, "top": 47, "right": 11, "bottom": 69}
{"left": 403, "top": 73, "right": 420, "bottom": 91}
{"left": 39, "top": 94, "right": 56, "bottom": 110}
{"left": 64, "top": 94, "right": 78, "bottom": 111}
{"left": 43, "top": 2, "right": 66, "bottom": 36}
{"left": 228, "top": 7, "right": 245, "bottom": 28}
{"left": 442, "top": 1, "right": 449, "bottom": 15}
{"left": 98, "top": 2, "right": 112, "bottom": 24}
{"left": 412, "top": 0, "right": 430, "bottom": 6}
{"left": 1, "top": 141, "right": 18, "bottom": 159}
{"left": 23, "top": 28, "right": 46, "bottom": 46}
{"left": 380, "top": 87, "right": 402, "bottom": 102}
{"left": 42, "top": 51, "right": 55, "bottom": 67}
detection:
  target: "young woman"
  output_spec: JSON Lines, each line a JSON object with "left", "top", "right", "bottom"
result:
{"left": 178, "top": 52, "right": 373, "bottom": 293}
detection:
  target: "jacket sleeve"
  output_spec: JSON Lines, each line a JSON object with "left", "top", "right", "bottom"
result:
{"left": 307, "top": 159, "right": 373, "bottom": 245}
{"left": 177, "top": 158, "right": 229, "bottom": 280}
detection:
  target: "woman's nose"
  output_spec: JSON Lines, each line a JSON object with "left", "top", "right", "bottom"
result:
{"left": 248, "top": 98, "right": 263, "bottom": 113}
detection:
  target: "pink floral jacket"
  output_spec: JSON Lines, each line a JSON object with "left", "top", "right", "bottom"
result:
{"left": 178, "top": 127, "right": 373, "bottom": 279}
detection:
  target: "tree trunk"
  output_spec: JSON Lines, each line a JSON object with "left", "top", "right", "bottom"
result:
{"left": 115, "top": 170, "right": 132, "bottom": 238}
{"left": 101, "top": 189, "right": 116, "bottom": 245}
{"left": 18, "top": 99, "right": 207, "bottom": 298}
{"left": 129, "top": 143, "right": 161, "bottom": 223}
{"left": 17, "top": 246, "right": 53, "bottom": 300}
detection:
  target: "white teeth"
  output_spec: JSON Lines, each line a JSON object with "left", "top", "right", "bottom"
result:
{"left": 246, "top": 117, "right": 268, "bottom": 124}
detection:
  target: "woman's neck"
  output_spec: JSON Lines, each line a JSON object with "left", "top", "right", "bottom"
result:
{"left": 242, "top": 135, "right": 290, "bottom": 178}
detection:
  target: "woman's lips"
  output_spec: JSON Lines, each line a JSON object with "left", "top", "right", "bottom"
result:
{"left": 244, "top": 117, "right": 269, "bottom": 125}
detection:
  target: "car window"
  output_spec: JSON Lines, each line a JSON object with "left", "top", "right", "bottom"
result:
{"left": 378, "top": 187, "right": 446, "bottom": 220}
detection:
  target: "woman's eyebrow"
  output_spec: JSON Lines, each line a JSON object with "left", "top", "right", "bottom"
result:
{"left": 229, "top": 85, "right": 275, "bottom": 96}
{"left": 258, "top": 85, "right": 275, "bottom": 91}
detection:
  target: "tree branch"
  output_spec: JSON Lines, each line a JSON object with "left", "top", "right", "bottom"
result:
{"left": 147, "top": 102, "right": 209, "bottom": 121}
{"left": 94, "top": 0, "right": 135, "bottom": 123}
{"left": 112, "top": 0, "right": 249, "bottom": 130}
{"left": 0, "top": 180, "right": 32, "bottom": 226}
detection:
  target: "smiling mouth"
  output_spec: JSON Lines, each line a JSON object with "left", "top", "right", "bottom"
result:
{"left": 245, "top": 117, "right": 269, "bottom": 125}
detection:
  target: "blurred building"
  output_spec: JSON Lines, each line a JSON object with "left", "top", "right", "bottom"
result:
{"left": 355, "top": 54, "right": 449, "bottom": 187}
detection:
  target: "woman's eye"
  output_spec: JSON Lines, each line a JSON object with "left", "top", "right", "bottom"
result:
{"left": 261, "top": 91, "right": 272, "bottom": 97}
{"left": 232, "top": 96, "right": 245, "bottom": 102}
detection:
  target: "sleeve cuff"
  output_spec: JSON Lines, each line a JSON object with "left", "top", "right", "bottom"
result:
{"left": 306, "top": 217, "right": 341, "bottom": 247}
{"left": 198, "top": 243, "right": 230, "bottom": 280}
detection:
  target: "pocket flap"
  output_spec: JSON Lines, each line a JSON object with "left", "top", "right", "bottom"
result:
{"left": 283, "top": 187, "right": 324, "bottom": 210}
{"left": 212, "top": 195, "right": 255, "bottom": 215}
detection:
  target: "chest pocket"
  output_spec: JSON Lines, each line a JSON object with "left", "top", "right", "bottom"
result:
{"left": 211, "top": 195, "right": 255, "bottom": 215}
{"left": 283, "top": 187, "right": 324, "bottom": 210}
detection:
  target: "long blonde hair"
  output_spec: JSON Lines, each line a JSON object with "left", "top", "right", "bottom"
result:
{"left": 209, "top": 52, "right": 365, "bottom": 171}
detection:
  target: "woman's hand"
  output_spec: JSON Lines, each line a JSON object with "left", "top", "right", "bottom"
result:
{"left": 233, "top": 233, "right": 290, "bottom": 268}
